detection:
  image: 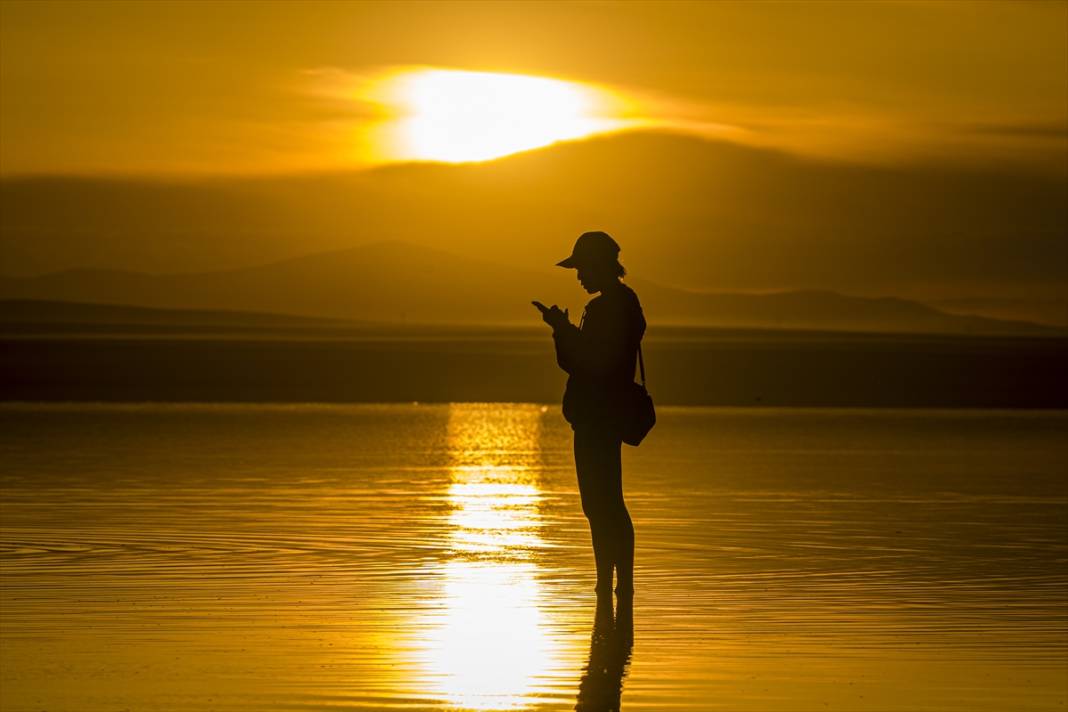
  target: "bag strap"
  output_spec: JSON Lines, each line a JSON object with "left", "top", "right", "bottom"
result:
{"left": 637, "top": 343, "right": 646, "bottom": 387}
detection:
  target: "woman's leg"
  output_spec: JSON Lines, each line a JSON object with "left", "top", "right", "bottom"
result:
{"left": 575, "top": 428, "right": 615, "bottom": 591}
{"left": 603, "top": 435, "right": 634, "bottom": 594}
{"left": 575, "top": 427, "right": 634, "bottom": 593}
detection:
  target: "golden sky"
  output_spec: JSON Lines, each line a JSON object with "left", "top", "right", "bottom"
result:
{"left": 2, "top": 0, "right": 1066, "bottom": 175}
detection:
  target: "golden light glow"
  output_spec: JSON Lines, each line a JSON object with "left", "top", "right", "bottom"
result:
{"left": 447, "top": 480, "right": 543, "bottom": 553}
{"left": 422, "top": 559, "right": 556, "bottom": 710}
{"left": 411, "top": 404, "right": 565, "bottom": 710}
{"left": 367, "top": 68, "right": 635, "bottom": 163}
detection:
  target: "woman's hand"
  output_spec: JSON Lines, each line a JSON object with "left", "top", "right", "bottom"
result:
{"left": 532, "top": 301, "right": 570, "bottom": 330}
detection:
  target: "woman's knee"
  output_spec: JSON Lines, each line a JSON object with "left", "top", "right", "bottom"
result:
{"left": 584, "top": 500, "right": 630, "bottom": 528}
{"left": 581, "top": 497, "right": 610, "bottom": 525}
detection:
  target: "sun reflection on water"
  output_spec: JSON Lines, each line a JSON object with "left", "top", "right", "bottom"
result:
{"left": 412, "top": 404, "right": 562, "bottom": 710}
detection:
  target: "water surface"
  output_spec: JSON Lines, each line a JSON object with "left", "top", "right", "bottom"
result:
{"left": 2, "top": 404, "right": 1066, "bottom": 710}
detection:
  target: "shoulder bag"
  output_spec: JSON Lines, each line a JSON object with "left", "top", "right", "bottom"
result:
{"left": 622, "top": 344, "right": 655, "bottom": 446}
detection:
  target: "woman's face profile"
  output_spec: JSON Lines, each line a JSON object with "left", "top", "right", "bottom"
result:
{"left": 576, "top": 265, "right": 598, "bottom": 294}
{"left": 577, "top": 263, "right": 609, "bottom": 294}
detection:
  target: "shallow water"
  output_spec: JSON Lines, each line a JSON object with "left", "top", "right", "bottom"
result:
{"left": 1, "top": 404, "right": 1066, "bottom": 711}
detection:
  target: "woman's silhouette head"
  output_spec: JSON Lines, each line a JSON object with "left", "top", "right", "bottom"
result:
{"left": 557, "top": 231, "right": 626, "bottom": 294}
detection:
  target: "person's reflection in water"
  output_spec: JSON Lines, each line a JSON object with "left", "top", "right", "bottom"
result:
{"left": 534, "top": 231, "right": 646, "bottom": 597}
{"left": 575, "top": 592, "right": 634, "bottom": 711}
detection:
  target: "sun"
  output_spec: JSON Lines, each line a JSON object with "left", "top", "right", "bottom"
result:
{"left": 370, "top": 68, "right": 632, "bottom": 163}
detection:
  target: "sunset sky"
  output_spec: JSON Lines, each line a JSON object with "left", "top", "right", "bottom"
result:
{"left": 2, "top": 0, "right": 1065, "bottom": 175}
{"left": 1, "top": 0, "right": 1066, "bottom": 327}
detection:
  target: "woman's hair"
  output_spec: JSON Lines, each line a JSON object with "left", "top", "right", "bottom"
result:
{"left": 586, "top": 258, "right": 626, "bottom": 279}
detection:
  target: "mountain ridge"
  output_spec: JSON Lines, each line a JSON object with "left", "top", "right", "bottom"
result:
{"left": 3, "top": 130, "right": 1064, "bottom": 329}
{"left": 0, "top": 240, "right": 1058, "bottom": 336}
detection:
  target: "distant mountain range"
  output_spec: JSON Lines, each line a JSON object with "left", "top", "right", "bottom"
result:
{"left": 0, "top": 240, "right": 1058, "bottom": 335}
{"left": 2, "top": 130, "right": 1065, "bottom": 326}
{"left": 0, "top": 299, "right": 350, "bottom": 329}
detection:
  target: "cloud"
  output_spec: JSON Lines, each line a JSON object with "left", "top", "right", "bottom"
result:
{"left": 961, "top": 120, "right": 1068, "bottom": 139}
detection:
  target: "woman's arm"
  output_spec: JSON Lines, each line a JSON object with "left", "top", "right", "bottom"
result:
{"left": 553, "top": 300, "right": 634, "bottom": 380}
{"left": 552, "top": 317, "right": 582, "bottom": 374}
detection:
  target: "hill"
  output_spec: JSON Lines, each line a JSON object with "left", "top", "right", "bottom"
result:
{"left": 2, "top": 131, "right": 1064, "bottom": 325}
{"left": 0, "top": 241, "right": 1057, "bottom": 335}
{"left": 0, "top": 299, "right": 352, "bottom": 328}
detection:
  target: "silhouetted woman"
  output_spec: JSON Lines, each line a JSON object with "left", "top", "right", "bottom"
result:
{"left": 534, "top": 231, "right": 646, "bottom": 597}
